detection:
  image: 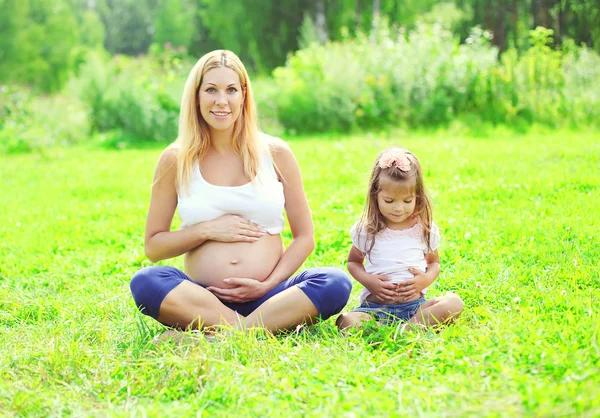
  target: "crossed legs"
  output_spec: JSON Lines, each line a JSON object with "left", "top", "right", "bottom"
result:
{"left": 131, "top": 266, "right": 352, "bottom": 333}
{"left": 337, "top": 292, "right": 464, "bottom": 331}
{"left": 158, "top": 281, "right": 318, "bottom": 332}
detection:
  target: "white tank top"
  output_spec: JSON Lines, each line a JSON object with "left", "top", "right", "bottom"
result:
{"left": 177, "top": 152, "right": 285, "bottom": 234}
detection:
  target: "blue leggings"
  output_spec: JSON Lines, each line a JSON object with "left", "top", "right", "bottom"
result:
{"left": 130, "top": 266, "right": 352, "bottom": 322}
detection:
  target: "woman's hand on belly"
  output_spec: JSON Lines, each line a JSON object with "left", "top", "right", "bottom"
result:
{"left": 185, "top": 233, "right": 284, "bottom": 292}
{"left": 207, "top": 277, "right": 268, "bottom": 303}
{"left": 206, "top": 214, "right": 266, "bottom": 243}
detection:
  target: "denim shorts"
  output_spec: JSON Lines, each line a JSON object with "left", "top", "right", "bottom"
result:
{"left": 351, "top": 298, "right": 426, "bottom": 325}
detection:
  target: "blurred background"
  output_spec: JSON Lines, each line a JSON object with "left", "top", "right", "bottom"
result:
{"left": 1, "top": 0, "right": 599, "bottom": 152}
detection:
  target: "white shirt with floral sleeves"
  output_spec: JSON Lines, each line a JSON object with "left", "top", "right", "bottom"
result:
{"left": 350, "top": 222, "right": 441, "bottom": 303}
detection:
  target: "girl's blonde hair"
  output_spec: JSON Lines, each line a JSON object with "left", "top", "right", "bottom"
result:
{"left": 357, "top": 147, "right": 434, "bottom": 257}
{"left": 171, "top": 50, "right": 263, "bottom": 193}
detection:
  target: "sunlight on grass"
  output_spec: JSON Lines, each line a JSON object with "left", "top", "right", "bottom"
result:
{"left": 0, "top": 129, "right": 598, "bottom": 416}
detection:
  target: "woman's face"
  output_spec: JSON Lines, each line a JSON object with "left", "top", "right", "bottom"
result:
{"left": 198, "top": 66, "right": 245, "bottom": 133}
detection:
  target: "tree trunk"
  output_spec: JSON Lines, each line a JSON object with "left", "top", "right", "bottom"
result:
{"left": 494, "top": 0, "right": 507, "bottom": 53}
{"left": 315, "top": 0, "right": 328, "bottom": 44}
{"left": 355, "top": 0, "right": 362, "bottom": 32}
{"left": 371, "top": 0, "right": 380, "bottom": 40}
{"left": 512, "top": 0, "right": 519, "bottom": 48}
{"left": 533, "top": 0, "right": 554, "bottom": 29}
{"left": 373, "top": 0, "right": 380, "bottom": 21}
{"left": 556, "top": 1, "right": 564, "bottom": 46}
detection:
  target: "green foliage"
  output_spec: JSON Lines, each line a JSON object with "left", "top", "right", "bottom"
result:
{"left": 79, "top": 9, "right": 106, "bottom": 49}
{"left": 0, "top": 86, "right": 90, "bottom": 153}
{"left": 0, "top": 0, "right": 28, "bottom": 82}
{"left": 153, "top": 0, "right": 195, "bottom": 50}
{"left": 97, "top": 0, "right": 154, "bottom": 55}
{"left": 68, "top": 49, "right": 185, "bottom": 143}
{"left": 418, "top": 1, "right": 471, "bottom": 33}
{"left": 0, "top": 0, "right": 81, "bottom": 92}
{"left": 298, "top": 12, "right": 323, "bottom": 49}
{"left": 197, "top": 0, "right": 306, "bottom": 72}
{"left": 273, "top": 22, "right": 600, "bottom": 134}
{"left": 0, "top": 131, "right": 599, "bottom": 415}
{"left": 3, "top": 0, "right": 600, "bottom": 94}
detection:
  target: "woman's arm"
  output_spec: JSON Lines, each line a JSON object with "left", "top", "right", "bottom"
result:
{"left": 144, "top": 148, "right": 212, "bottom": 262}
{"left": 144, "top": 148, "right": 263, "bottom": 262}
{"left": 260, "top": 138, "right": 315, "bottom": 290}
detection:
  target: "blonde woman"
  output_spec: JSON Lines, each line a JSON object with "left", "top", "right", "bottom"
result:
{"left": 130, "top": 50, "right": 351, "bottom": 333}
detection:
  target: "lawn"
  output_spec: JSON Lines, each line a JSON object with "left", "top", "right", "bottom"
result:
{"left": 1, "top": 129, "right": 599, "bottom": 417}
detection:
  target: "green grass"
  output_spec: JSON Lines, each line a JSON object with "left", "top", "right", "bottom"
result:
{"left": 1, "top": 129, "right": 599, "bottom": 417}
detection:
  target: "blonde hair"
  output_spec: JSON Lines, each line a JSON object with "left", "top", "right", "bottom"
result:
{"left": 171, "top": 50, "right": 263, "bottom": 193}
{"left": 357, "top": 147, "right": 434, "bottom": 257}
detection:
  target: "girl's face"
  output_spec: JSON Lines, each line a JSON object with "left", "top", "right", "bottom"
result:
{"left": 198, "top": 66, "right": 245, "bottom": 133}
{"left": 376, "top": 175, "right": 417, "bottom": 229}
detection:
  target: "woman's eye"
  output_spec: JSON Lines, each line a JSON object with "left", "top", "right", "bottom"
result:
{"left": 228, "top": 87, "right": 237, "bottom": 93}
{"left": 206, "top": 87, "right": 216, "bottom": 93}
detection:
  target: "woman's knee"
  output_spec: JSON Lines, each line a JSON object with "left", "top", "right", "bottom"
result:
{"left": 130, "top": 266, "right": 186, "bottom": 319}
{"left": 323, "top": 267, "right": 353, "bottom": 294}
{"left": 319, "top": 267, "right": 353, "bottom": 308}
{"left": 297, "top": 267, "right": 352, "bottom": 320}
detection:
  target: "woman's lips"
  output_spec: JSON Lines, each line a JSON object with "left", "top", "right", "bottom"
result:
{"left": 211, "top": 111, "right": 231, "bottom": 119}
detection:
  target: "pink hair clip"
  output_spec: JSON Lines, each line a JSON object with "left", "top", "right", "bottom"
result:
{"left": 378, "top": 149, "right": 411, "bottom": 172}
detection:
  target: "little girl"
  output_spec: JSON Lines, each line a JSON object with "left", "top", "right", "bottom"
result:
{"left": 337, "top": 147, "right": 463, "bottom": 330}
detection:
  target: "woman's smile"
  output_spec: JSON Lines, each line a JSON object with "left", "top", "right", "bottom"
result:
{"left": 211, "top": 110, "right": 232, "bottom": 119}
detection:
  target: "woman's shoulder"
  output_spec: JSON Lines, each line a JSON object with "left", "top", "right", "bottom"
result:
{"left": 159, "top": 143, "right": 180, "bottom": 160}
{"left": 261, "top": 133, "right": 296, "bottom": 168}
{"left": 262, "top": 133, "right": 291, "bottom": 154}
{"left": 156, "top": 145, "right": 179, "bottom": 173}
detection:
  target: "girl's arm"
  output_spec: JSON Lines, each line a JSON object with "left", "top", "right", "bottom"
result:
{"left": 348, "top": 245, "right": 398, "bottom": 302}
{"left": 347, "top": 246, "right": 371, "bottom": 285}
{"left": 144, "top": 148, "right": 263, "bottom": 262}
{"left": 398, "top": 250, "right": 441, "bottom": 300}
{"left": 422, "top": 250, "right": 441, "bottom": 282}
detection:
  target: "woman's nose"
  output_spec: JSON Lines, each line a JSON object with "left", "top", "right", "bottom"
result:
{"left": 215, "top": 93, "right": 227, "bottom": 105}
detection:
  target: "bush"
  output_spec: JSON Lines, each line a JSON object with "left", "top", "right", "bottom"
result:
{"left": 0, "top": 86, "right": 90, "bottom": 153}
{"left": 272, "top": 21, "right": 600, "bottom": 134}
{"left": 68, "top": 49, "right": 185, "bottom": 142}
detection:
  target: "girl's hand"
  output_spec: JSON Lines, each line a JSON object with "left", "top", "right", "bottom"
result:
{"left": 207, "top": 214, "right": 265, "bottom": 242}
{"left": 365, "top": 274, "right": 398, "bottom": 303}
{"left": 396, "top": 268, "right": 430, "bottom": 300}
{"left": 207, "top": 277, "right": 268, "bottom": 303}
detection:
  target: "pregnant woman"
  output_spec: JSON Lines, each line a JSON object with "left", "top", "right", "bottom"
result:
{"left": 129, "top": 50, "right": 352, "bottom": 333}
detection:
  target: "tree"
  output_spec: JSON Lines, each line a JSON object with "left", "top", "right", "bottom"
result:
{"left": 0, "top": 0, "right": 28, "bottom": 83}
{"left": 0, "top": 0, "right": 81, "bottom": 91}
{"left": 153, "top": 0, "right": 195, "bottom": 50}
{"left": 97, "top": 0, "right": 154, "bottom": 55}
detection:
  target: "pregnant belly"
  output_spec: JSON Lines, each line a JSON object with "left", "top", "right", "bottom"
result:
{"left": 184, "top": 234, "right": 284, "bottom": 288}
